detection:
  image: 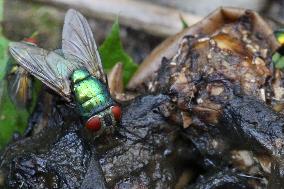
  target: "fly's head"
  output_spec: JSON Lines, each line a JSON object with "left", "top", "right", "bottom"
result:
{"left": 85, "top": 105, "right": 122, "bottom": 137}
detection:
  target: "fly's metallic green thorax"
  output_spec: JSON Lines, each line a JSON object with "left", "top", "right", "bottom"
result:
{"left": 71, "top": 69, "right": 114, "bottom": 118}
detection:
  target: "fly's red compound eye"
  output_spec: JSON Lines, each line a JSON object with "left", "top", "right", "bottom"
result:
{"left": 111, "top": 106, "right": 122, "bottom": 121}
{"left": 86, "top": 116, "right": 101, "bottom": 132}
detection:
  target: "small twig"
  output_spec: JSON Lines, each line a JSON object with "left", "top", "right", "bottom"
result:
{"left": 31, "top": 0, "right": 202, "bottom": 37}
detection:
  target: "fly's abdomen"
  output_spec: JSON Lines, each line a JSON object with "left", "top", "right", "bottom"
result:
{"left": 71, "top": 69, "right": 113, "bottom": 118}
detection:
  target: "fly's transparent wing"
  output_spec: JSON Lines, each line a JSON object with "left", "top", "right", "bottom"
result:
{"left": 62, "top": 9, "right": 106, "bottom": 83}
{"left": 9, "top": 42, "right": 80, "bottom": 101}
{"left": 7, "top": 65, "right": 32, "bottom": 108}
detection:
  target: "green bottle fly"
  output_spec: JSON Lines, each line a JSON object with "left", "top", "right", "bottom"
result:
{"left": 9, "top": 9, "right": 121, "bottom": 137}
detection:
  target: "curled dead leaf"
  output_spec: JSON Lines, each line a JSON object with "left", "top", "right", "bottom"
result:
{"left": 127, "top": 7, "right": 279, "bottom": 91}
{"left": 108, "top": 62, "right": 124, "bottom": 97}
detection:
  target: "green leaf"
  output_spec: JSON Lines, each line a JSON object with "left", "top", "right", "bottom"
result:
{"left": 99, "top": 18, "right": 137, "bottom": 84}
{"left": 272, "top": 52, "right": 281, "bottom": 63}
{"left": 275, "top": 55, "right": 284, "bottom": 69}
{"left": 0, "top": 82, "right": 29, "bottom": 149}
{"left": 0, "top": 42, "right": 29, "bottom": 149}
{"left": 0, "top": 39, "right": 8, "bottom": 80}
{"left": 0, "top": 0, "right": 29, "bottom": 149}
{"left": 179, "top": 14, "right": 189, "bottom": 29}
{"left": 0, "top": 0, "right": 8, "bottom": 81}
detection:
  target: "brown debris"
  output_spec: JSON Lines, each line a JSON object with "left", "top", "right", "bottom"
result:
{"left": 107, "top": 62, "right": 124, "bottom": 97}
{"left": 127, "top": 7, "right": 279, "bottom": 91}
{"left": 134, "top": 7, "right": 284, "bottom": 137}
{"left": 181, "top": 111, "right": 192, "bottom": 128}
